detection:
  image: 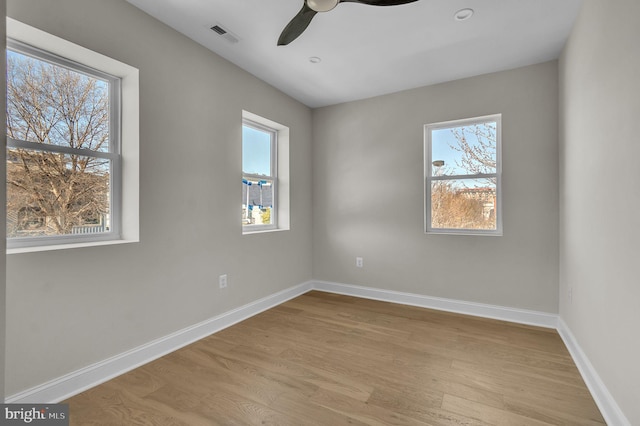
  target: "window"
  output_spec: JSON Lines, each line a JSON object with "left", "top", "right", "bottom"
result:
{"left": 6, "top": 40, "right": 120, "bottom": 246}
{"left": 242, "top": 120, "right": 276, "bottom": 229}
{"left": 6, "top": 18, "right": 139, "bottom": 252}
{"left": 242, "top": 111, "right": 289, "bottom": 233}
{"left": 424, "top": 114, "right": 502, "bottom": 235}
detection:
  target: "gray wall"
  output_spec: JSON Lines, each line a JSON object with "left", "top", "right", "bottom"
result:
{"left": 312, "top": 61, "right": 560, "bottom": 313}
{"left": 1, "top": 0, "right": 6, "bottom": 402}
{"left": 559, "top": 0, "right": 640, "bottom": 423}
{"left": 5, "top": 0, "right": 313, "bottom": 396}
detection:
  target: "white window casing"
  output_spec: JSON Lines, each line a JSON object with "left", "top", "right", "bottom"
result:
{"left": 6, "top": 18, "right": 139, "bottom": 253}
{"left": 424, "top": 114, "right": 502, "bottom": 236}
{"left": 242, "top": 110, "right": 290, "bottom": 234}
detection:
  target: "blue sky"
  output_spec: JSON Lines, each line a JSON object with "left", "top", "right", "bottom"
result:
{"left": 431, "top": 124, "right": 496, "bottom": 177}
{"left": 242, "top": 125, "right": 271, "bottom": 176}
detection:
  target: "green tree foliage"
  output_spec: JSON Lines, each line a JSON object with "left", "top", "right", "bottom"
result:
{"left": 261, "top": 207, "right": 271, "bottom": 225}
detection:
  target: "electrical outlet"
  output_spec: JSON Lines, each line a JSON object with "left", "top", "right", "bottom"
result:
{"left": 356, "top": 257, "right": 363, "bottom": 268}
{"left": 219, "top": 274, "right": 228, "bottom": 289}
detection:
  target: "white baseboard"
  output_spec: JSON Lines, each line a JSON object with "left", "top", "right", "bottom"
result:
{"left": 557, "top": 317, "right": 631, "bottom": 426}
{"left": 6, "top": 279, "right": 629, "bottom": 426}
{"left": 312, "top": 280, "right": 558, "bottom": 328}
{"left": 6, "top": 281, "right": 313, "bottom": 404}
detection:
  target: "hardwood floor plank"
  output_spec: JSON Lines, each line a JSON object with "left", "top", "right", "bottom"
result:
{"left": 503, "top": 394, "right": 607, "bottom": 426}
{"left": 309, "top": 388, "right": 429, "bottom": 426}
{"left": 442, "top": 394, "right": 553, "bottom": 426}
{"left": 366, "top": 387, "right": 444, "bottom": 419}
{"left": 229, "top": 344, "right": 375, "bottom": 402}
{"left": 65, "top": 292, "right": 605, "bottom": 425}
{"left": 269, "top": 392, "right": 371, "bottom": 426}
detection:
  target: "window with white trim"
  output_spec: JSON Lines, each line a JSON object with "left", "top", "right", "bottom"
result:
{"left": 242, "top": 120, "right": 276, "bottom": 229}
{"left": 6, "top": 18, "right": 139, "bottom": 252}
{"left": 242, "top": 111, "right": 289, "bottom": 233}
{"left": 425, "top": 114, "right": 502, "bottom": 235}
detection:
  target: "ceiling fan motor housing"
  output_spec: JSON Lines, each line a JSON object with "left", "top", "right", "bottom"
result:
{"left": 307, "top": 0, "right": 339, "bottom": 12}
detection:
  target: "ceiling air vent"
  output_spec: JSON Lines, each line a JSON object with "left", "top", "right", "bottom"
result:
{"left": 211, "top": 25, "right": 226, "bottom": 35}
{"left": 210, "top": 24, "right": 239, "bottom": 44}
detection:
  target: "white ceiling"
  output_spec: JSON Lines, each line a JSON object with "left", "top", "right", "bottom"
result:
{"left": 126, "top": 0, "right": 583, "bottom": 108}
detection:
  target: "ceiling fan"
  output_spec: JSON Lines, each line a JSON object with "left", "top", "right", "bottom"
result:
{"left": 278, "top": 0, "right": 419, "bottom": 46}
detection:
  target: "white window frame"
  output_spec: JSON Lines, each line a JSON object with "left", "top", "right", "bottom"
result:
{"left": 242, "top": 111, "right": 290, "bottom": 234}
{"left": 7, "top": 18, "right": 139, "bottom": 253}
{"left": 7, "top": 39, "right": 122, "bottom": 248}
{"left": 242, "top": 119, "right": 278, "bottom": 231}
{"left": 424, "top": 114, "right": 502, "bottom": 236}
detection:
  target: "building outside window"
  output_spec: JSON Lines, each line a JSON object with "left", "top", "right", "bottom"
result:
{"left": 424, "top": 114, "right": 502, "bottom": 235}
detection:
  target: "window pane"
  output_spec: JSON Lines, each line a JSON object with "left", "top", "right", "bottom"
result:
{"left": 431, "top": 121, "right": 497, "bottom": 176}
{"left": 431, "top": 179, "right": 496, "bottom": 230}
{"left": 6, "top": 50, "right": 111, "bottom": 152}
{"left": 242, "top": 178, "right": 274, "bottom": 226}
{"left": 7, "top": 148, "right": 111, "bottom": 237}
{"left": 242, "top": 125, "right": 272, "bottom": 176}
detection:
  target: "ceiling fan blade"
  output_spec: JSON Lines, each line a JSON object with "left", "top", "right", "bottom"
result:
{"left": 340, "top": 0, "right": 419, "bottom": 5}
{"left": 278, "top": 2, "right": 318, "bottom": 46}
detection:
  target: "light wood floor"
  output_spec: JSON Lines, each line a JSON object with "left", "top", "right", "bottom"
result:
{"left": 65, "top": 291, "right": 605, "bottom": 425}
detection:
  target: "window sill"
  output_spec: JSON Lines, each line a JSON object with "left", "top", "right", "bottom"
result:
{"left": 242, "top": 226, "right": 288, "bottom": 235}
{"left": 426, "top": 229, "right": 503, "bottom": 236}
{"left": 7, "top": 238, "right": 139, "bottom": 255}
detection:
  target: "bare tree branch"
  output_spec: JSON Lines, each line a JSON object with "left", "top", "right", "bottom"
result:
{"left": 6, "top": 52, "right": 111, "bottom": 236}
{"left": 449, "top": 123, "right": 497, "bottom": 185}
